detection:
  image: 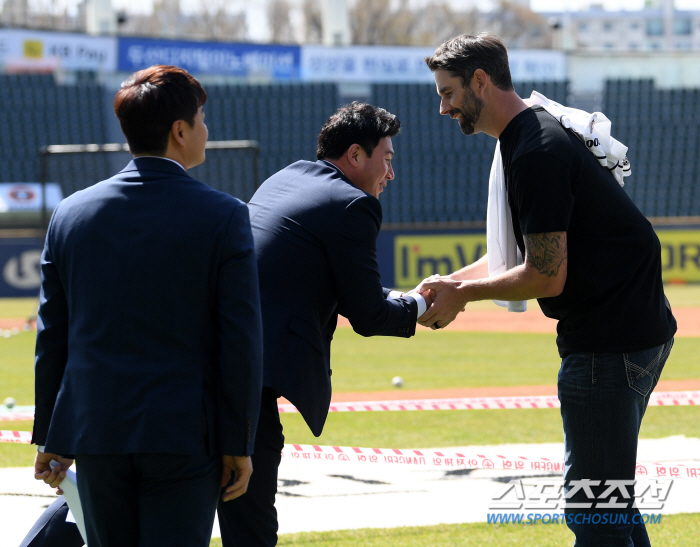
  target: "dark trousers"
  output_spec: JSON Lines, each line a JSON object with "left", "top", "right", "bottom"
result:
{"left": 75, "top": 452, "right": 221, "bottom": 547}
{"left": 218, "top": 387, "right": 284, "bottom": 547}
{"left": 19, "top": 496, "right": 84, "bottom": 547}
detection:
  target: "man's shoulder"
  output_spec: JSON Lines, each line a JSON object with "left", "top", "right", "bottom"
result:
{"left": 56, "top": 165, "right": 246, "bottom": 221}
{"left": 257, "top": 160, "right": 367, "bottom": 204}
{"left": 505, "top": 107, "right": 580, "bottom": 167}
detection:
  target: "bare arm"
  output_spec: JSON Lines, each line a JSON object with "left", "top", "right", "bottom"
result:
{"left": 416, "top": 232, "right": 567, "bottom": 328}
{"left": 525, "top": 231, "right": 568, "bottom": 280}
{"left": 446, "top": 253, "right": 490, "bottom": 281}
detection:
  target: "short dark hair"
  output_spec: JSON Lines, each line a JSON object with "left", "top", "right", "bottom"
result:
{"left": 424, "top": 34, "right": 514, "bottom": 92}
{"left": 114, "top": 65, "right": 207, "bottom": 155}
{"left": 316, "top": 102, "right": 401, "bottom": 160}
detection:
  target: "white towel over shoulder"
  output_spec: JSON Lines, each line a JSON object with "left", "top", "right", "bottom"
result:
{"left": 486, "top": 91, "right": 632, "bottom": 312}
{"left": 528, "top": 91, "right": 631, "bottom": 186}
{"left": 487, "top": 140, "right": 527, "bottom": 312}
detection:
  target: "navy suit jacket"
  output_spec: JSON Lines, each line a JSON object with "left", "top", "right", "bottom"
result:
{"left": 248, "top": 160, "right": 417, "bottom": 436}
{"left": 33, "top": 157, "right": 263, "bottom": 457}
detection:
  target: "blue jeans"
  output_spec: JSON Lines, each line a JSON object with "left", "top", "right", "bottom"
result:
{"left": 558, "top": 338, "right": 674, "bottom": 547}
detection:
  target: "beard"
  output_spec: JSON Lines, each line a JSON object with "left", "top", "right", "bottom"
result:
{"left": 452, "top": 86, "right": 483, "bottom": 135}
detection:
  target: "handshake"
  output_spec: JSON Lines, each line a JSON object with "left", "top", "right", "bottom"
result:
{"left": 405, "top": 274, "right": 469, "bottom": 331}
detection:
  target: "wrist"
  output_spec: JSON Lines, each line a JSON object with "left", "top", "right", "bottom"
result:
{"left": 455, "top": 280, "right": 472, "bottom": 308}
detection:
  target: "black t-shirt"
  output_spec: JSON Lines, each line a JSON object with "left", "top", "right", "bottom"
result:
{"left": 499, "top": 106, "right": 676, "bottom": 357}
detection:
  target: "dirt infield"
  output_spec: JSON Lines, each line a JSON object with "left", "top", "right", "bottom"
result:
{"left": 328, "top": 379, "right": 700, "bottom": 402}
{"left": 338, "top": 306, "right": 700, "bottom": 337}
{"left": 4, "top": 307, "right": 697, "bottom": 335}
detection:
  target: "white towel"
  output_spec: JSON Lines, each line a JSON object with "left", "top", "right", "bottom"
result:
{"left": 486, "top": 91, "right": 631, "bottom": 312}
{"left": 528, "top": 91, "right": 631, "bottom": 186}
{"left": 487, "top": 141, "right": 527, "bottom": 313}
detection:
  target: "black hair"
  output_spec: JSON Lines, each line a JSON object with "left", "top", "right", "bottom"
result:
{"left": 424, "top": 34, "right": 514, "bottom": 91}
{"left": 317, "top": 101, "right": 401, "bottom": 160}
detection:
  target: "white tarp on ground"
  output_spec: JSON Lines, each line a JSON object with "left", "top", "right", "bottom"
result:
{"left": 1, "top": 436, "right": 698, "bottom": 545}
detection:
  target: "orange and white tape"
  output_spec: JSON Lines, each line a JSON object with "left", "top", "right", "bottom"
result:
{"left": 278, "top": 390, "right": 700, "bottom": 414}
{"left": 281, "top": 443, "right": 700, "bottom": 479}
{"left": 3, "top": 391, "right": 697, "bottom": 422}
{"left": 0, "top": 430, "right": 31, "bottom": 443}
{"left": 2, "top": 431, "right": 697, "bottom": 479}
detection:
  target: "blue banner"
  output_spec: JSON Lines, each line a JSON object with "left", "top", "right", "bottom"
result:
{"left": 0, "top": 239, "right": 43, "bottom": 297}
{"left": 118, "top": 37, "right": 300, "bottom": 80}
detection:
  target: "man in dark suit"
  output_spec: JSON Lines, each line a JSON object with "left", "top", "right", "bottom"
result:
{"left": 32, "top": 65, "right": 263, "bottom": 547}
{"left": 216, "top": 102, "right": 431, "bottom": 546}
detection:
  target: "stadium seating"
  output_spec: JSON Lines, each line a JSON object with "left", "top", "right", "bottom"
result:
{"left": 197, "top": 82, "right": 339, "bottom": 201}
{"left": 0, "top": 73, "right": 109, "bottom": 184}
{"left": 603, "top": 79, "right": 700, "bottom": 218}
{"left": 371, "top": 80, "right": 570, "bottom": 224}
{"left": 1, "top": 74, "right": 697, "bottom": 223}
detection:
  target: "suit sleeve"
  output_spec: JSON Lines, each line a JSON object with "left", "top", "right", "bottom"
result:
{"left": 329, "top": 196, "right": 417, "bottom": 338}
{"left": 33, "top": 210, "right": 69, "bottom": 446}
{"left": 215, "top": 203, "right": 264, "bottom": 456}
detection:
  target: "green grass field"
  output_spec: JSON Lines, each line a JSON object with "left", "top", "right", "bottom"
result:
{"left": 2, "top": 293, "right": 699, "bottom": 546}
{"left": 214, "top": 513, "right": 700, "bottom": 547}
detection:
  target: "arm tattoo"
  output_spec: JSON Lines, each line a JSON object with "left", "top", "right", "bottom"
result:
{"left": 524, "top": 232, "right": 567, "bottom": 277}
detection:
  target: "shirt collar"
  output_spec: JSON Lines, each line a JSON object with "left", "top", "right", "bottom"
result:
{"left": 320, "top": 159, "right": 348, "bottom": 179}
{"left": 135, "top": 156, "right": 186, "bottom": 172}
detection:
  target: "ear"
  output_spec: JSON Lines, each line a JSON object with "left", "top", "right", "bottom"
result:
{"left": 170, "top": 119, "right": 187, "bottom": 147}
{"left": 472, "top": 69, "right": 488, "bottom": 94}
{"left": 346, "top": 143, "right": 363, "bottom": 167}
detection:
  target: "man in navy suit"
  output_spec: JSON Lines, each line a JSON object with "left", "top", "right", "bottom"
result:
{"left": 216, "top": 102, "right": 431, "bottom": 546}
{"left": 32, "top": 65, "right": 263, "bottom": 547}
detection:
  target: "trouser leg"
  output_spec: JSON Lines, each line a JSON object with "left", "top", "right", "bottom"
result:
{"left": 76, "top": 452, "right": 220, "bottom": 547}
{"left": 558, "top": 339, "right": 673, "bottom": 547}
{"left": 19, "top": 496, "right": 85, "bottom": 547}
{"left": 218, "top": 387, "right": 284, "bottom": 547}
{"left": 136, "top": 453, "right": 221, "bottom": 547}
{"left": 75, "top": 455, "right": 140, "bottom": 547}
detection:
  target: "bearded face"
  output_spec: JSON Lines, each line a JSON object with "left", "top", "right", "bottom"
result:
{"left": 450, "top": 84, "right": 483, "bottom": 136}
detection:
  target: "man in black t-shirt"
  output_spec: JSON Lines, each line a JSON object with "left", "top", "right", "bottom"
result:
{"left": 421, "top": 34, "right": 676, "bottom": 546}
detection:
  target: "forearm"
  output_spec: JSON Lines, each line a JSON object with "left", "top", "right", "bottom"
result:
{"left": 456, "top": 262, "right": 561, "bottom": 304}
{"left": 447, "top": 253, "right": 489, "bottom": 281}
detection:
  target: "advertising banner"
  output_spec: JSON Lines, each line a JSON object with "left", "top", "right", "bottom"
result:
{"left": 0, "top": 239, "right": 43, "bottom": 297}
{"left": 392, "top": 233, "right": 487, "bottom": 288}
{"left": 507, "top": 50, "right": 567, "bottom": 82}
{"left": 0, "top": 29, "right": 117, "bottom": 72}
{"left": 379, "top": 227, "right": 700, "bottom": 287}
{"left": 658, "top": 229, "right": 700, "bottom": 283}
{"left": 300, "top": 46, "right": 567, "bottom": 83}
{"left": 301, "top": 45, "right": 434, "bottom": 83}
{"left": 118, "top": 37, "right": 300, "bottom": 80}
{"left": 0, "top": 183, "right": 63, "bottom": 212}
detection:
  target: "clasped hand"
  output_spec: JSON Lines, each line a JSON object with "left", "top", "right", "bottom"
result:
{"left": 412, "top": 274, "right": 468, "bottom": 330}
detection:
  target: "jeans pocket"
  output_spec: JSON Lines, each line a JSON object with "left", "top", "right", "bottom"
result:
{"left": 623, "top": 340, "right": 673, "bottom": 397}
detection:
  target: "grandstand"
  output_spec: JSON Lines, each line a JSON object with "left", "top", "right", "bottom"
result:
{"left": 0, "top": 73, "right": 109, "bottom": 184}
{"left": 0, "top": 74, "right": 698, "bottom": 224}
{"left": 603, "top": 79, "right": 700, "bottom": 219}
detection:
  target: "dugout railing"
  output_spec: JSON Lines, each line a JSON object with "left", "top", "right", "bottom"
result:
{"left": 39, "top": 140, "right": 260, "bottom": 230}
